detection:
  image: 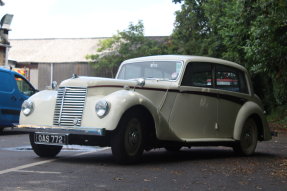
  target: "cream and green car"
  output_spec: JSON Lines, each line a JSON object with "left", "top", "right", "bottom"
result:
{"left": 16, "top": 55, "right": 271, "bottom": 163}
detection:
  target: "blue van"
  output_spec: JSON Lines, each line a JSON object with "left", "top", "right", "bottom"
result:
{"left": 0, "top": 67, "right": 36, "bottom": 131}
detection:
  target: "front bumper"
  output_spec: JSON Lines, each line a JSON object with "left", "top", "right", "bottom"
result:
{"left": 13, "top": 124, "right": 106, "bottom": 136}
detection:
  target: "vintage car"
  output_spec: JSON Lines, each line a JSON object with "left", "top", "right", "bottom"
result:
{"left": 15, "top": 55, "right": 271, "bottom": 163}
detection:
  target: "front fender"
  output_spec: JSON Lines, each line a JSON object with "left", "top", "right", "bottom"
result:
{"left": 19, "top": 90, "right": 57, "bottom": 126}
{"left": 83, "top": 90, "right": 159, "bottom": 131}
{"left": 233, "top": 101, "right": 270, "bottom": 140}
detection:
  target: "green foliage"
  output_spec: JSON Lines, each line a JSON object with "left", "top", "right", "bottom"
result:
{"left": 267, "top": 105, "right": 287, "bottom": 128}
{"left": 171, "top": 0, "right": 210, "bottom": 55}
{"left": 86, "top": 21, "right": 168, "bottom": 77}
{"left": 243, "top": 0, "right": 287, "bottom": 105}
{"left": 172, "top": 0, "right": 287, "bottom": 108}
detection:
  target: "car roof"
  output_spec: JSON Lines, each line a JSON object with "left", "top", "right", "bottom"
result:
{"left": 122, "top": 55, "right": 247, "bottom": 72}
{"left": 0, "top": 66, "right": 26, "bottom": 77}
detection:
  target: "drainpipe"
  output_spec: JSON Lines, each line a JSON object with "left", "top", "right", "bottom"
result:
{"left": 4, "top": 44, "right": 9, "bottom": 66}
{"left": 51, "top": 63, "right": 54, "bottom": 84}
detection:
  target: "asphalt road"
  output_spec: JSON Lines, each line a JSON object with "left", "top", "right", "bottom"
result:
{"left": 0, "top": 128, "right": 286, "bottom": 191}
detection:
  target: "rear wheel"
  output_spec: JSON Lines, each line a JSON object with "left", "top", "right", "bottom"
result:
{"left": 111, "top": 112, "right": 145, "bottom": 164}
{"left": 29, "top": 133, "right": 62, "bottom": 157}
{"left": 233, "top": 118, "right": 258, "bottom": 156}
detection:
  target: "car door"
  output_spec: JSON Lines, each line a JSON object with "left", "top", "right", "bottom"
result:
{"left": 215, "top": 64, "right": 249, "bottom": 138}
{"left": 0, "top": 70, "right": 19, "bottom": 126}
{"left": 169, "top": 62, "right": 219, "bottom": 140}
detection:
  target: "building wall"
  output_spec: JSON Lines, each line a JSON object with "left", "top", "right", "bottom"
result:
{"left": 38, "top": 63, "right": 51, "bottom": 90}
{"left": 30, "top": 68, "right": 39, "bottom": 89}
{"left": 0, "top": 46, "right": 5, "bottom": 66}
{"left": 38, "top": 62, "right": 98, "bottom": 90}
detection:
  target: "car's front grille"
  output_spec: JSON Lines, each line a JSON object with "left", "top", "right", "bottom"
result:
{"left": 53, "top": 87, "right": 87, "bottom": 127}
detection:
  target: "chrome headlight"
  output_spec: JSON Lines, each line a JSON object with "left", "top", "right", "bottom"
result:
{"left": 95, "top": 100, "right": 110, "bottom": 118}
{"left": 22, "top": 100, "right": 34, "bottom": 116}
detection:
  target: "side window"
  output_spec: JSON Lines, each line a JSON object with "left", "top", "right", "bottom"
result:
{"left": 181, "top": 62, "right": 213, "bottom": 87}
{"left": 215, "top": 65, "right": 248, "bottom": 94}
{"left": 15, "top": 75, "right": 35, "bottom": 96}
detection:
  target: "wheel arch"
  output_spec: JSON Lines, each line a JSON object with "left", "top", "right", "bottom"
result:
{"left": 233, "top": 101, "right": 270, "bottom": 141}
{"left": 104, "top": 89, "right": 159, "bottom": 129}
{"left": 98, "top": 90, "right": 159, "bottom": 132}
{"left": 249, "top": 114, "right": 264, "bottom": 141}
{"left": 116, "top": 105, "right": 157, "bottom": 147}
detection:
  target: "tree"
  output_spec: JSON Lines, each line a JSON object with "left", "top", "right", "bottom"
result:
{"left": 243, "top": 0, "right": 287, "bottom": 105}
{"left": 86, "top": 21, "right": 168, "bottom": 77}
{"left": 172, "top": 0, "right": 287, "bottom": 108}
{"left": 171, "top": 0, "right": 212, "bottom": 55}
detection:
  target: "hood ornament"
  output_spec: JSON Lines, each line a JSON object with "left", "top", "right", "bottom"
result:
{"left": 136, "top": 78, "right": 145, "bottom": 87}
{"left": 51, "top": 81, "right": 58, "bottom": 90}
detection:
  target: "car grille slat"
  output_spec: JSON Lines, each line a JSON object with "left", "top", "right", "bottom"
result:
{"left": 53, "top": 87, "right": 87, "bottom": 127}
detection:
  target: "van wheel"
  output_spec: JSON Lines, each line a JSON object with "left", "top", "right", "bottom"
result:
{"left": 233, "top": 118, "right": 258, "bottom": 156}
{"left": 29, "top": 133, "right": 62, "bottom": 157}
{"left": 111, "top": 112, "right": 145, "bottom": 164}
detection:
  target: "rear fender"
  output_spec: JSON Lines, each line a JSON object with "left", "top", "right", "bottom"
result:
{"left": 233, "top": 101, "right": 271, "bottom": 141}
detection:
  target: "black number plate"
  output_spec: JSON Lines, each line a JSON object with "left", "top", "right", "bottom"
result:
{"left": 34, "top": 133, "right": 68, "bottom": 145}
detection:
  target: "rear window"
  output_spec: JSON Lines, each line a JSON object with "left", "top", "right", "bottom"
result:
{"left": 215, "top": 65, "right": 248, "bottom": 94}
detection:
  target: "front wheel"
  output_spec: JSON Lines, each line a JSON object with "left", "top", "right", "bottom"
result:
{"left": 29, "top": 133, "right": 62, "bottom": 157}
{"left": 233, "top": 118, "right": 258, "bottom": 156}
{"left": 111, "top": 112, "right": 145, "bottom": 164}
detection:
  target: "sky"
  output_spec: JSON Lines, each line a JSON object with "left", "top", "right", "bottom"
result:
{"left": 0, "top": 0, "right": 181, "bottom": 39}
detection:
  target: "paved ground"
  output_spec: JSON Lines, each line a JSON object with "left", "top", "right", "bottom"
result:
{"left": 0, "top": 128, "right": 286, "bottom": 191}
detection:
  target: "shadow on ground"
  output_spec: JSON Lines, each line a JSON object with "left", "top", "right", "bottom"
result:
{"left": 54, "top": 147, "right": 279, "bottom": 166}
{"left": 0, "top": 127, "right": 27, "bottom": 136}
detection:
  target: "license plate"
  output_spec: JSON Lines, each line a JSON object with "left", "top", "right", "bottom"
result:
{"left": 34, "top": 132, "right": 68, "bottom": 145}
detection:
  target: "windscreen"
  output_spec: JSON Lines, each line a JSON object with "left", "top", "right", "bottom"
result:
{"left": 117, "top": 61, "right": 182, "bottom": 81}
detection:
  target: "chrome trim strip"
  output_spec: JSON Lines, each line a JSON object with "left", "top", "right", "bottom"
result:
{"left": 13, "top": 124, "right": 105, "bottom": 136}
{"left": 58, "top": 87, "right": 66, "bottom": 125}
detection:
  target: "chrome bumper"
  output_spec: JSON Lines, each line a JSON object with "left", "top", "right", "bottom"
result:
{"left": 13, "top": 124, "right": 106, "bottom": 136}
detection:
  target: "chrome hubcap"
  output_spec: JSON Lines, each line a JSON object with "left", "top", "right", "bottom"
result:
{"left": 125, "top": 118, "right": 142, "bottom": 156}
{"left": 241, "top": 122, "right": 256, "bottom": 151}
{"left": 242, "top": 131, "right": 252, "bottom": 148}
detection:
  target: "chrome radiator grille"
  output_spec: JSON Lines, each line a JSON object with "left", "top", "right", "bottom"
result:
{"left": 53, "top": 87, "right": 87, "bottom": 127}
